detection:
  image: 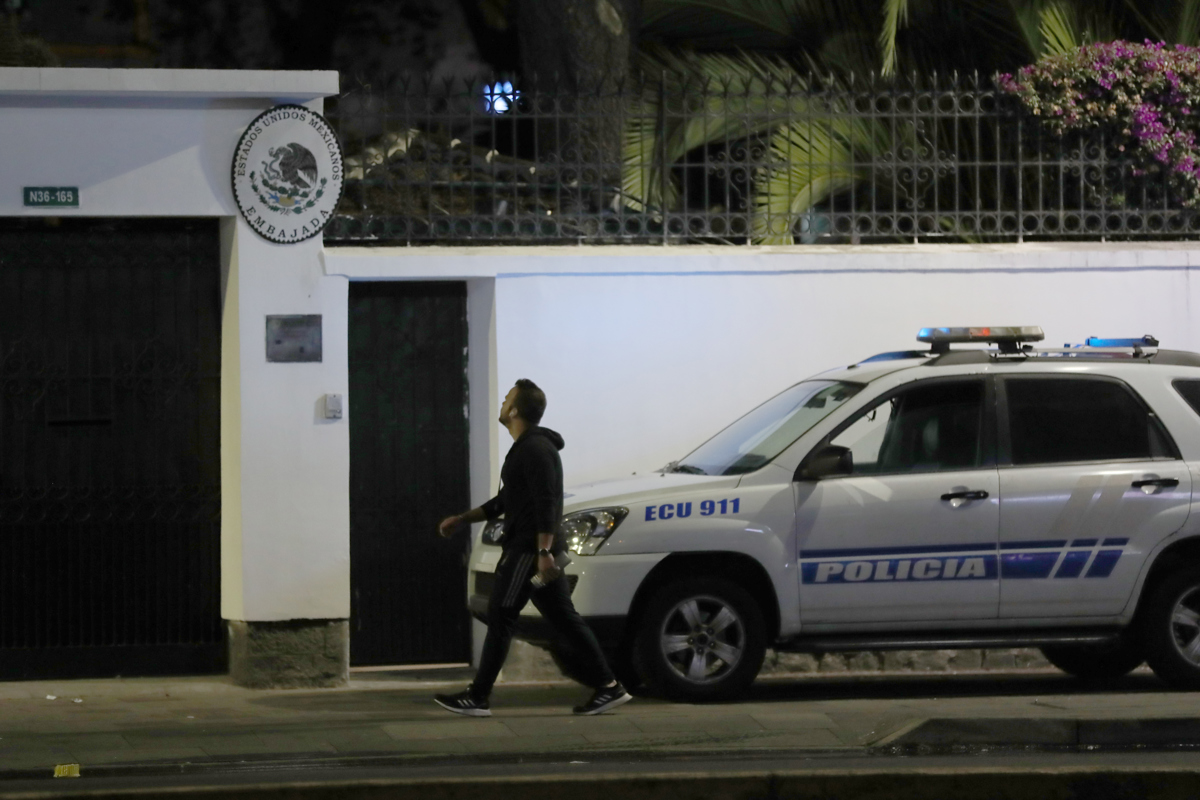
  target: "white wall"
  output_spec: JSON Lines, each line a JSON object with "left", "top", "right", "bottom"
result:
{"left": 466, "top": 278, "right": 499, "bottom": 665}
{"left": 2, "top": 69, "right": 349, "bottom": 623}
{"left": 0, "top": 68, "right": 338, "bottom": 218}
{"left": 227, "top": 225, "right": 350, "bottom": 620}
{"left": 327, "top": 244, "right": 1200, "bottom": 492}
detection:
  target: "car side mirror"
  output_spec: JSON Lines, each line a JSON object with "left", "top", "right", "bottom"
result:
{"left": 795, "top": 444, "right": 853, "bottom": 481}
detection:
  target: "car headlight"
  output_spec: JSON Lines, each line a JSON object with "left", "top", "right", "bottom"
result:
{"left": 563, "top": 508, "right": 628, "bottom": 556}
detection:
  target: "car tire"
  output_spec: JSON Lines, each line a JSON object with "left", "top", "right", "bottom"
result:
{"left": 1144, "top": 564, "right": 1200, "bottom": 690}
{"left": 1040, "top": 639, "right": 1143, "bottom": 682}
{"left": 636, "top": 577, "right": 766, "bottom": 701}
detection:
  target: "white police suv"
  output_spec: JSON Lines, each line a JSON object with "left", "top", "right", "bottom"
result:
{"left": 469, "top": 327, "right": 1200, "bottom": 700}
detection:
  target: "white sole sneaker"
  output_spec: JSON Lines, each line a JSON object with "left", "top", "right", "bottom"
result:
{"left": 434, "top": 697, "right": 492, "bottom": 717}
{"left": 575, "top": 690, "right": 633, "bottom": 716}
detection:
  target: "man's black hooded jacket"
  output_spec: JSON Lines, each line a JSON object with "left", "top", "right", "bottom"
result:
{"left": 481, "top": 426, "right": 566, "bottom": 554}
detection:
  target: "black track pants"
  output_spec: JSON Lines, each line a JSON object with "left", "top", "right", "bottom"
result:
{"left": 472, "top": 548, "right": 614, "bottom": 700}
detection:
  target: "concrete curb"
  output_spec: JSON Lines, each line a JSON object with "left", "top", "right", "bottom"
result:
{"left": 6, "top": 766, "right": 1200, "bottom": 800}
{"left": 887, "top": 717, "right": 1200, "bottom": 748}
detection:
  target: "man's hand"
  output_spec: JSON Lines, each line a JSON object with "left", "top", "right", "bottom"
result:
{"left": 438, "top": 515, "right": 464, "bottom": 538}
{"left": 439, "top": 507, "right": 486, "bottom": 538}
{"left": 535, "top": 552, "right": 558, "bottom": 585}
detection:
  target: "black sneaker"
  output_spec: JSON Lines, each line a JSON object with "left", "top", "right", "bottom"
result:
{"left": 434, "top": 688, "right": 491, "bottom": 717}
{"left": 573, "top": 683, "right": 632, "bottom": 715}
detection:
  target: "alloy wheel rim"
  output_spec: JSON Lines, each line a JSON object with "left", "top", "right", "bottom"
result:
{"left": 1169, "top": 586, "right": 1200, "bottom": 667}
{"left": 658, "top": 594, "right": 745, "bottom": 685}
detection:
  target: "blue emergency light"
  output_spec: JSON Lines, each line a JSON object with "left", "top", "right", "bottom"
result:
{"left": 1082, "top": 335, "right": 1159, "bottom": 348}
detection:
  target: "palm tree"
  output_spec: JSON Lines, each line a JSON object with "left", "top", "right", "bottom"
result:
{"left": 624, "top": 0, "right": 1200, "bottom": 242}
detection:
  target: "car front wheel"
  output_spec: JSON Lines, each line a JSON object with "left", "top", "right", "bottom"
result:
{"left": 636, "top": 577, "right": 765, "bottom": 701}
{"left": 1144, "top": 565, "right": 1200, "bottom": 689}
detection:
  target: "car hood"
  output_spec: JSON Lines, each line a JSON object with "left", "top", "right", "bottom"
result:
{"left": 563, "top": 471, "right": 741, "bottom": 514}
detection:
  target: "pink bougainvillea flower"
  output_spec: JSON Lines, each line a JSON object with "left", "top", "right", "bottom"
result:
{"left": 998, "top": 40, "right": 1200, "bottom": 205}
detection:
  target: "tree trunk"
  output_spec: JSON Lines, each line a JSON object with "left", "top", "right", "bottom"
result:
{"left": 515, "top": 0, "right": 639, "bottom": 211}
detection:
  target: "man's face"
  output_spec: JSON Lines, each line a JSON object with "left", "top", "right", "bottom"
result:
{"left": 498, "top": 385, "right": 519, "bottom": 429}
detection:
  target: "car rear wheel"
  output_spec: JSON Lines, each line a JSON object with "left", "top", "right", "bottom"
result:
{"left": 1040, "top": 638, "right": 1143, "bottom": 682}
{"left": 636, "top": 577, "right": 765, "bottom": 701}
{"left": 1144, "top": 565, "right": 1200, "bottom": 689}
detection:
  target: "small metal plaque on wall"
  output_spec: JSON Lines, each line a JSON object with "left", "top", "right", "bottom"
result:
{"left": 266, "top": 315, "right": 322, "bottom": 362}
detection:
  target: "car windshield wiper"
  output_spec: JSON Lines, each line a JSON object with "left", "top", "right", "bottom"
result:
{"left": 670, "top": 463, "right": 707, "bottom": 475}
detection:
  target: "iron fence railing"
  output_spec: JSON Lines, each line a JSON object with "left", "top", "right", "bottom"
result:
{"left": 325, "top": 73, "right": 1200, "bottom": 245}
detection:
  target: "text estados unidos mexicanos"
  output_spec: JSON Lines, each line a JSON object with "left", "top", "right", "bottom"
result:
{"left": 234, "top": 108, "right": 343, "bottom": 181}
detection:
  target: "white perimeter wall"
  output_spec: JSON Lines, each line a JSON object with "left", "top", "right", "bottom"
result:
{"left": 327, "top": 244, "right": 1200, "bottom": 495}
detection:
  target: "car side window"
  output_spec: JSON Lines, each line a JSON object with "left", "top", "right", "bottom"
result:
{"left": 829, "top": 380, "right": 985, "bottom": 475}
{"left": 1005, "top": 377, "right": 1174, "bottom": 466}
{"left": 1173, "top": 379, "right": 1200, "bottom": 417}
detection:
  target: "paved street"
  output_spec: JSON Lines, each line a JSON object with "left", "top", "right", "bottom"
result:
{"left": 3, "top": 666, "right": 1200, "bottom": 781}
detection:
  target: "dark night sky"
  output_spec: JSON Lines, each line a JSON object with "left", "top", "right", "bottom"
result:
{"left": 19, "top": 0, "right": 510, "bottom": 86}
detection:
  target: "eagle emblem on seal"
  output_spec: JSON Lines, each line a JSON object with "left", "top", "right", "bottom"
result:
{"left": 249, "top": 142, "right": 328, "bottom": 213}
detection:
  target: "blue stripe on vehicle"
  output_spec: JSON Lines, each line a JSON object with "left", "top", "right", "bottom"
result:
{"left": 800, "top": 543, "right": 996, "bottom": 559}
{"left": 1001, "top": 551, "right": 1059, "bottom": 579}
{"left": 1053, "top": 550, "right": 1091, "bottom": 578}
{"left": 1000, "top": 540, "right": 1068, "bottom": 550}
{"left": 1086, "top": 550, "right": 1123, "bottom": 578}
{"left": 1102, "top": 537, "right": 1130, "bottom": 547}
{"left": 1070, "top": 538, "right": 1098, "bottom": 547}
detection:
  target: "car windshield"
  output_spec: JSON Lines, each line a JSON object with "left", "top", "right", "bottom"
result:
{"left": 671, "top": 381, "right": 863, "bottom": 476}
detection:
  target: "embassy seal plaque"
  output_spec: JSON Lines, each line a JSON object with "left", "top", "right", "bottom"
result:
{"left": 232, "top": 104, "right": 344, "bottom": 244}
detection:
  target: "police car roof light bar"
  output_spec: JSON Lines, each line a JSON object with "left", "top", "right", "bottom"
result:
{"left": 917, "top": 326, "right": 1044, "bottom": 355}
{"left": 1083, "top": 335, "right": 1159, "bottom": 348}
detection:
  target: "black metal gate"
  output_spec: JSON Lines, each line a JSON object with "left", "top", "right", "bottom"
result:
{"left": 348, "top": 281, "right": 471, "bottom": 666}
{"left": 0, "top": 218, "right": 223, "bottom": 680}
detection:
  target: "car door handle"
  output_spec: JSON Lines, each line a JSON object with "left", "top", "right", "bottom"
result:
{"left": 1131, "top": 478, "right": 1180, "bottom": 489}
{"left": 941, "top": 490, "right": 989, "bottom": 501}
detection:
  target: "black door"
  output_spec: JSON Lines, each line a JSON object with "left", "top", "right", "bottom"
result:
{"left": 0, "top": 219, "right": 223, "bottom": 680}
{"left": 348, "top": 281, "right": 471, "bottom": 666}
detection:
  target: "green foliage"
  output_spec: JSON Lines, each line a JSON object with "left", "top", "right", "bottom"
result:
{"left": 1038, "top": 1, "right": 1081, "bottom": 56}
{"left": 622, "top": 49, "right": 801, "bottom": 214}
{"left": 752, "top": 115, "right": 879, "bottom": 244}
{"left": 628, "top": 0, "right": 1200, "bottom": 241}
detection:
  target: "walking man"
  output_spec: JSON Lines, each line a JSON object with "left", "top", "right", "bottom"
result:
{"left": 435, "top": 379, "right": 632, "bottom": 717}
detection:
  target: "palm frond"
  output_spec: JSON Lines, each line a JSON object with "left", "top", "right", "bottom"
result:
{"left": 1038, "top": 1, "right": 1079, "bottom": 56}
{"left": 1007, "top": 0, "right": 1046, "bottom": 57}
{"left": 751, "top": 113, "right": 885, "bottom": 244}
{"left": 1177, "top": 0, "right": 1200, "bottom": 45}
{"left": 879, "top": 0, "right": 910, "bottom": 77}
{"left": 622, "top": 49, "right": 805, "bottom": 213}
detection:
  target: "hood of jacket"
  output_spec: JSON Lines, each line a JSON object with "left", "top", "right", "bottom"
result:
{"left": 517, "top": 426, "right": 564, "bottom": 451}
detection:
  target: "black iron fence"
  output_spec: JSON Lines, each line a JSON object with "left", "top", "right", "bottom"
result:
{"left": 325, "top": 72, "right": 1200, "bottom": 245}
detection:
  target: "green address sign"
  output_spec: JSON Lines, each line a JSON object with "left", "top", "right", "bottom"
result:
{"left": 23, "top": 187, "right": 78, "bottom": 207}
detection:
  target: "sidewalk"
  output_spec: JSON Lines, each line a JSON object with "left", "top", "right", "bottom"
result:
{"left": 4, "top": 665, "right": 1200, "bottom": 779}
